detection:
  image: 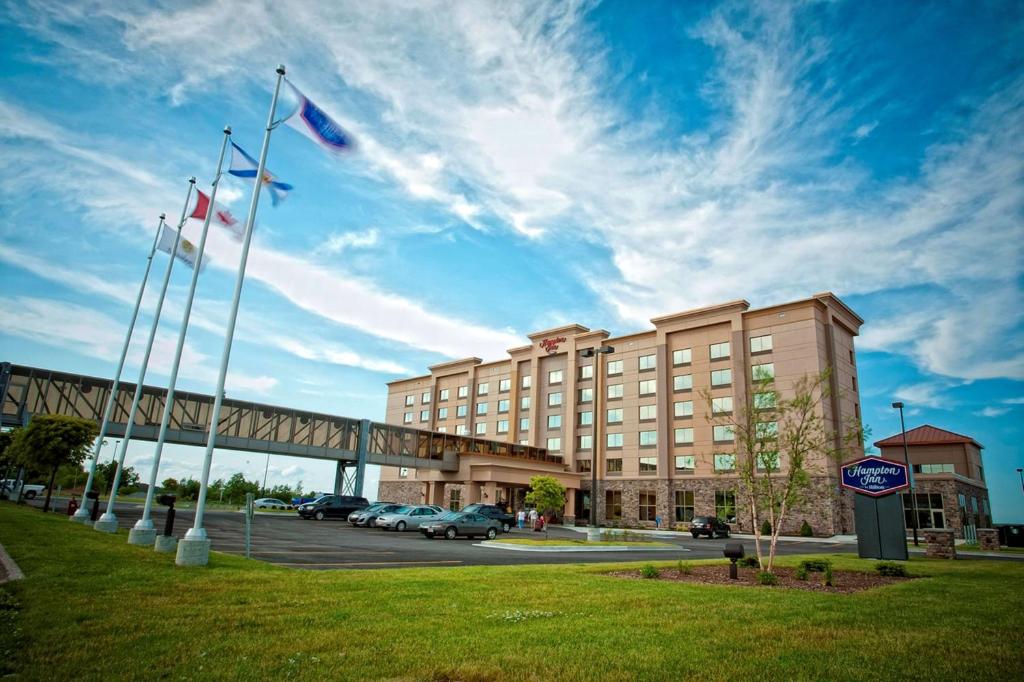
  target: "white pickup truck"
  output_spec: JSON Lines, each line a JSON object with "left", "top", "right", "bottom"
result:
{"left": 0, "top": 480, "right": 46, "bottom": 499}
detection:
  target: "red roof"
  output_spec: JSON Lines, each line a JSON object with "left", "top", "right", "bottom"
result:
{"left": 874, "top": 425, "right": 983, "bottom": 450}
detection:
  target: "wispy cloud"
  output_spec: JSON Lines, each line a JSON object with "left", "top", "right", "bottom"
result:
{"left": 318, "top": 228, "right": 380, "bottom": 255}
{"left": 975, "top": 407, "right": 1010, "bottom": 418}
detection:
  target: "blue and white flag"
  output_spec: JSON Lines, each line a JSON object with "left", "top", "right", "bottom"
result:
{"left": 281, "top": 80, "right": 355, "bottom": 154}
{"left": 228, "top": 142, "right": 293, "bottom": 206}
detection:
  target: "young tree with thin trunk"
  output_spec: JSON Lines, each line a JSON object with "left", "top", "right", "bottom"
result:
{"left": 706, "top": 369, "right": 861, "bottom": 573}
{"left": 8, "top": 415, "right": 98, "bottom": 512}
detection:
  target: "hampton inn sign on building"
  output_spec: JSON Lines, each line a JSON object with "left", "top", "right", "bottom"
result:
{"left": 380, "top": 292, "right": 865, "bottom": 535}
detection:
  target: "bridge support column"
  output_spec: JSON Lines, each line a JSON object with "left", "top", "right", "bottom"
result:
{"left": 333, "top": 462, "right": 345, "bottom": 496}
{"left": 353, "top": 419, "right": 370, "bottom": 497}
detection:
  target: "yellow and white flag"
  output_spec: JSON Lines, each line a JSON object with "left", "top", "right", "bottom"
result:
{"left": 157, "top": 225, "right": 206, "bottom": 271}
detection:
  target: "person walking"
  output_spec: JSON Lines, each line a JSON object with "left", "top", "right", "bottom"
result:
{"left": 516, "top": 508, "right": 526, "bottom": 530}
{"left": 529, "top": 508, "right": 538, "bottom": 530}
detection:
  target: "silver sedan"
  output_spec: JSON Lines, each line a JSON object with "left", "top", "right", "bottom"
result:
{"left": 375, "top": 505, "right": 445, "bottom": 531}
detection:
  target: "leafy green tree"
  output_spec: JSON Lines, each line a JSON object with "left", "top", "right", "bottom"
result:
{"left": 92, "top": 459, "right": 140, "bottom": 496}
{"left": 8, "top": 415, "right": 97, "bottom": 512}
{"left": 268, "top": 483, "right": 295, "bottom": 501}
{"left": 525, "top": 475, "right": 566, "bottom": 518}
{"left": 161, "top": 477, "right": 179, "bottom": 492}
{"left": 0, "top": 429, "right": 18, "bottom": 499}
{"left": 178, "top": 477, "right": 201, "bottom": 501}
{"left": 223, "top": 472, "right": 260, "bottom": 505}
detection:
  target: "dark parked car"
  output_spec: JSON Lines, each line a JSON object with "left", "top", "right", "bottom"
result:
{"left": 420, "top": 511, "right": 502, "bottom": 540}
{"left": 689, "top": 516, "right": 731, "bottom": 539}
{"left": 349, "top": 503, "right": 404, "bottom": 527}
{"left": 460, "top": 503, "right": 514, "bottom": 533}
{"left": 296, "top": 495, "right": 368, "bottom": 520}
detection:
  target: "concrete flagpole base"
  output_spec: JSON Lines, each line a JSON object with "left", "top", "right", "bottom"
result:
{"left": 154, "top": 535, "right": 178, "bottom": 553}
{"left": 93, "top": 514, "right": 119, "bottom": 533}
{"left": 128, "top": 528, "right": 157, "bottom": 545}
{"left": 175, "top": 537, "right": 211, "bottom": 566}
{"left": 69, "top": 512, "right": 91, "bottom": 524}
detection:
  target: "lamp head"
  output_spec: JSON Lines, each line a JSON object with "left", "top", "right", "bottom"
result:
{"left": 891, "top": 401, "right": 904, "bottom": 409}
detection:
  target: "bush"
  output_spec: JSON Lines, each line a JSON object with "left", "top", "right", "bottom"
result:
{"left": 875, "top": 561, "right": 908, "bottom": 577}
{"left": 676, "top": 560, "right": 692, "bottom": 575}
{"left": 761, "top": 519, "right": 772, "bottom": 536}
{"left": 640, "top": 564, "right": 660, "bottom": 579}
{"left": 823, "top": 563, "right": 834, "bottom": 587}
{"left": 799, "top": 520, "right": 813, "bottom": 537}
{"left": 737, "top": 556, "right": 760, "bottom": 568}
{"left": 798, "top": 558, "right": 831, "bottom": 573}
{"left": 758, "top": 571, "right": 777, "bottom": 585}
{"left": 795, "top": 565, "right": 808, "bottom": 581}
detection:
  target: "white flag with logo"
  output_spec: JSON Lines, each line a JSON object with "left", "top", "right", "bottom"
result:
{"left": 157, "top": 225, "right": 205, "bottom": 271}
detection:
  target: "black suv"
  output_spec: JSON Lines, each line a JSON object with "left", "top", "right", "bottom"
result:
{"left": 689, "top": 516, "right": 731, "bottom": 539}
{"left": 461, "top": 503, "right": 515, "bottom": 533}
{"left": 296, "top": 495, "right": 369, "bottom": 520}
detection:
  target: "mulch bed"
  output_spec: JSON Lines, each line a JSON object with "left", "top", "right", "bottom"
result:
{"left": 608, "top": 564, "right": 913, "bottom": 593}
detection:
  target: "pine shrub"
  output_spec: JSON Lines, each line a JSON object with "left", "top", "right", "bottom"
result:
{"left": 799, "top": 520, "right": 813, "bottom": 537}
{"left": 640, "top": 564, "right": 660, "bottom": 579}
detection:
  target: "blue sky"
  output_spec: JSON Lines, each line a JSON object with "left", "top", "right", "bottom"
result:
{"left": 0, "top": 1, "right": 1021, "bottom": 521}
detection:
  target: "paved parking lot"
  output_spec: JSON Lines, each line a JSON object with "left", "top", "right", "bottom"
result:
{"left": 51, "top": 501, "right": 855, "bottom": 570}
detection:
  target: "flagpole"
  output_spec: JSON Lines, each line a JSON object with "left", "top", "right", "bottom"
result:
{"left": 177, "top": 65, "right": 287, "bottom": 567}
{"left": 71, "top": 215, "right": 166, "bottom": 523}
{"left": 129, "top": 130, "right": 232, "bottom": 546}
{"left": 94, "top": 177, "right": 196, "bottom": 533}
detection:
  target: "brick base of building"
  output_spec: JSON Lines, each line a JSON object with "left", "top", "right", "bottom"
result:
{"left": 379, "top": 481, "right": 426, "bottom": 505}
{"left": 924, "top": 529, "right": 956, "bottom": 559}
{"left": 976, "top": 528, "right": 999, "bottom": 551}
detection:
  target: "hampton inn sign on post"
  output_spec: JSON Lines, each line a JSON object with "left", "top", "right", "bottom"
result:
{"left": 842, "top": 457, "right": 911, "bottom": 560}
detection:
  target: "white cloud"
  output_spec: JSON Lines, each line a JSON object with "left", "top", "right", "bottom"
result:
{"left": 318, "top": 228, "right": 380, "bottom": 254}
{"left": 1003, "top": 397, "right": 1024, "bottom": 405}
{"left": 894, "top": 382, "right": 954, "bottom": 410}
{"left": 975, "top": 407, "right": 1010, "bottom": 418}
{"left": 852, "top": 121, "right": 878, "bottom": 140}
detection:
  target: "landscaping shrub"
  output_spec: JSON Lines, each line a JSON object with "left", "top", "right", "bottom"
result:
{"left": 738, "top": 556, "right": 760, "bottom": 568}
{"left": 823, "top": 563, "right": 834, "bottom": 587}
{"left": 797, "top": 558, "right": 831, "bottom": 573}
{"left": 799, "top": 520, "right": 813, "bottom": 537}
{"left": 640, "top": 564, "right": 660, "bottom": 579}
{"left": 875, "top": 561, "right": 908, "bottom": 577}
{"left": 795, "top": 565, "right": 808, "bottom": 581}
{"left": 761, "top": 519, "right": 772, "bottom": 536}
{"left": 758, "top": 571, "right": 777, "bottom": 585}
{"left": 676, "top": 560, "right": 692, "bottom": 575}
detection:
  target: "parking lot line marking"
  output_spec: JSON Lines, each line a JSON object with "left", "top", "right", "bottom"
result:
{"left": 272, "top": 560, "right": 464, "bottom": 567}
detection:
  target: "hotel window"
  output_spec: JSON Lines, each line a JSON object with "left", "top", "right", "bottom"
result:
{"left": 607, "top": 383, "right": 624, "bottom": 399}
{"left": 519, "top": 417, "right": 530, "bottom": 431}
{"left": 673, "top": 374, "right": 692, "bottom": 392}
{"left": 713, "top": 425, "right": 735, "bottom": 443}
{"left": 398, "top": 467, "right": 409, "bottom": 479}
{"left": 579, "top": 364, "right": 593, "bottom": 380}
{"left": 715, "top": 490, "right": 737, "bottom": 523}
{"left": 913, "top": 463, "right": 955, "bottom": 474}
{"left": 639, "top": 430, "right": 657, "bottom": 447}
{"left": 673, "top": 348, "right": 692, "bottom": 366}
{"left": 476, "top": 402, "right": 488, "bottom": 415}
{"left": 752, "top": 363, "right": 774, "bottom": 382}
{"left": 638, "top": 491, "right": 657, "bottom": 519}
{"left": 674, "top": 490, "right": 695, "bottom": 522}
{"left": 579, "top": 387, "right": 593, "bottom": 403}
{"left": 576, "top": 459, "right": 592, "bottom": 473}
{"left": 547, "top": 414, "right": 562, "bottom": 429}
{"left": 607, "top": 433, "right": 624, "bottom": 448}
{"left": 674, "top": 400, "right": 694, "bottom": 418}
{"left": 549, "top": 369, "right": 563, "bottom": 385}
{"left": 520, "top": 439, "right": 530, "bottom": 445}
{"left": 639, "top": 379, "right": 656, "bottom": 396}
{"left": 607, "top": 408, "right": 623, "bottom": 424}
{"left": 437, "top": 426, "right": 447, "bottom": 433}
{"left": 579, "top": 411, "right": 593, "bottom": 426}
{"left": 521, "top": 375, "right": 532, "bottom": 389}
{"left": 497, "top": 419, "right": 509, "bottom": 434}
{"left": 477, "top": 383, "right": 489, "bottom": 396}
{"left": 714, "top": 454, "right": 736, "bottom": 471}
{"left": 756, "top": 451, "right": 780, "bottom": 472}
{"left": 712, "top": 396, "right": 733, "bottom": 415}
{"left": 548, "top": 392, "right": 563, "bottom": 407}
{"left": 902, "top": 493, "right": 946, "bottom": 529}
{"left": 754, "top": 391, "right": 777, "bottom": 410}
{"left": 606, "top": 458, "right": 623, "bottom": 474}
{"left": 497, "top": 399, "right": 510, "bottom": 413}
{"left": 499, "top": 378, "right": 511, "bottom": 392}
{"left": 675, "top": 456, "right": 695, "bottom": 474}
{"left": 475, "top": 422, "right": 487, "bottom": 435}
{"left": 750, "top": 335, "right": 773, "bottom": 354}
{"left": 404, "top": 395, "right": 414, "bottom": 407}
{"left": 546, "top": 437, "right": 561, "bottom": 451}
{"left": 755, "top": 421, "right": 778, "bottom": 439}
{"left": 458, "top": 385, "right": 468, "bottom": 399}
{"left": 449, "top": 488, "right": 462, "bottom": 512}
{"left": 639, "top": 404, "right": 656, "bottom": 421}
{"left": 674, "top": 427, "right": 694, "bottom": 445}
{"left": 639, "top": 354, "right": 656, "bottom": 371}
{"left": 439, "top": 388, "right": 449, "bottom": 401}
{"left": 579, "top": 434, "right": 593, "bottom": 450}
{"left": 520, "top": 396, "right": 531, "bottom": 410}
{"left": 711, "top": 368, "right": 732, "bottom": 387}
{"left": 403, "top": 412, "right": 413, "bottom": 424}
{"left": 607, "top": 359, "right": 623, "bottom": 376}
{"left": 420, "top": 410, "right": 429, "bottom": 422}
{"left": 605, "top": 490, "right": 622, "bottom": 519}
{"left": 456, "top": 424, "right": 469, "bottom": 436}
{"left": 421, "top": 391, "right": 431, "bottom": 404}
{"left": 456, "top": 404, "right": 467, "bottom": 418}
{"left": 710, "top": 341, "right": 730, "bottom": 360}
{"left": 852, "top": 376, "right": 857, "bottom": 391}
{"left": 437, "top": 407, "right": 448, "bottom": 419}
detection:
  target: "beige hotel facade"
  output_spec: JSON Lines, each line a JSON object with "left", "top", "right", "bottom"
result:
{"left": 380, "top": 292, "right": 865, "bottom": 536}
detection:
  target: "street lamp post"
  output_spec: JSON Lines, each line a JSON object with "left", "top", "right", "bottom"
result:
{"left": 1017, "top": 468, "right": 1023, "bottom": 495}
{"left": 581, "top": 344, "right": 614, "bottom": 541}
{"left": 892, "top": 401, "right": 920, "bottom": 546}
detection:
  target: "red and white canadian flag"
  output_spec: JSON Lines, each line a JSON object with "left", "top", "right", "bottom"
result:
{"left": 189, "top": 189, "right": 244, "bottom": 242}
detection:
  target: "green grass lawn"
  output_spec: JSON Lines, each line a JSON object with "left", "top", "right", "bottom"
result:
{"left": 493, "top": 537, "right": 675, "bottom": 547}
{"left": 1, "top": 502, "right": 1022, "bottom": 681}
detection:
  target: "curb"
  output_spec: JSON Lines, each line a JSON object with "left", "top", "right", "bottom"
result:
{"left": 476, "top": 541, "right": 686, "bottom": 553}
{"left": 0, "top": 541, "right": 24, "bottom": 583}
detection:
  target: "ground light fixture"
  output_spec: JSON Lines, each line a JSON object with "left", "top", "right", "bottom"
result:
{"left": 891, "top": 401, "right": 920, "bottom": 546}
{"left": 581, "top": 344, "right": 614, "bottom": 540}
{"left": 724, "top": 542, "right": 745, "bottom": 580}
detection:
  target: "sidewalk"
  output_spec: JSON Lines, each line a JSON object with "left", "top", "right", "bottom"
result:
{"left": 559, "top": 525, "right": 858, "bottom": 544}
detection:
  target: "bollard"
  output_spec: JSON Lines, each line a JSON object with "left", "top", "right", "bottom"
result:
{"left": 86, "top": 490, "right": 101, "bottom": 522}
{"left": 723, "top": 542, "right": 745, "bottom": 580}
{"left": 154, "top": 495, "right": 178, "bottom": 553}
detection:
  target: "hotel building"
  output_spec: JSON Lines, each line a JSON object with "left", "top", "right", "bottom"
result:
{"left": 380, "top": 292, "right": 864, "bottom": 536}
